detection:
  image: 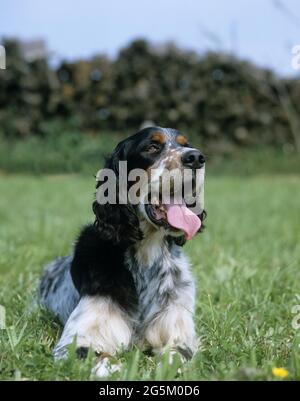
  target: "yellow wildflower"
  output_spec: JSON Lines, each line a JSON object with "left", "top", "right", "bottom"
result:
{"left": 272, "top": 367, "right": 289, "bottom": 378}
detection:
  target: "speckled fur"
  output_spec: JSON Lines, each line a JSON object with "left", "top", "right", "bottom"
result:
{"left": 38, "top": 126, "right": 205, "bottom": 375}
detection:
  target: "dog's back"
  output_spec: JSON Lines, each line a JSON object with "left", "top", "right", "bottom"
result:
{"left": 39, "top": 255, "right": 79, "bottom": 324}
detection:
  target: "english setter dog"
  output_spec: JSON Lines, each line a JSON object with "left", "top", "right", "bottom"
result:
{"left": 39, "top": 126, "right": 206, "bottom": 376}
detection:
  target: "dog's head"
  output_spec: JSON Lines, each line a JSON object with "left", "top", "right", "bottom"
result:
{"left": 93, "top": 127, "right": 206, "bottom": 247}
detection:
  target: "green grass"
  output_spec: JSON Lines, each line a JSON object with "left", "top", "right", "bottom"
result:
{"left": 0, "top": 132, "right": 123, "bottom": 175}
{"left": 0, "top": 173, "right": 300, "bottom": 380}
{"left": 1, "top": 132, "right": 300, "bottom": 175}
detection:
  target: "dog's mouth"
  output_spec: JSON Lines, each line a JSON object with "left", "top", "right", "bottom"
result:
{"left": 145, "top": 198, "right": 201, "bottom": 240}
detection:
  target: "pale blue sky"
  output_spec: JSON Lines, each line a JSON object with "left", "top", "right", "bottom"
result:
{"left": 1, "top": 0, "right": 300, "bottom": 76}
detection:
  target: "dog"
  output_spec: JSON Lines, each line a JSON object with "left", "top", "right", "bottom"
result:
{"left": 39, "top": 126, "right": 206, "bottom": 376}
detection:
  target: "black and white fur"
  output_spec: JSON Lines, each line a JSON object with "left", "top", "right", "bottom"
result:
{"left": 39, "top": 127, "right": 206, "bottom": 376}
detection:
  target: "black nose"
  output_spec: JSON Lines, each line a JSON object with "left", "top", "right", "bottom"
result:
{"left": 182, "top": 150, "right": 205, "bottom": 169}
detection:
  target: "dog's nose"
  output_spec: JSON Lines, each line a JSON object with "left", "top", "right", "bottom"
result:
{"left": 182, "top": 150, "right": 205, "bottom": 169}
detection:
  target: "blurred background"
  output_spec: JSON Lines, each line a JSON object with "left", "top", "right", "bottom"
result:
{"left": 0, "top": 0, "right": 300, "bottom": 174}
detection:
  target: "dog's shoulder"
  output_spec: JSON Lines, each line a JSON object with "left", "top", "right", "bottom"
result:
{"left": 70, "top": 224, "right": 138, "bottom": 313}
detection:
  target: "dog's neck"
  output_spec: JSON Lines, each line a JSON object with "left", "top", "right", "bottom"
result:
{"left": 132, "top": 218, "right": 167, "bottom": 267}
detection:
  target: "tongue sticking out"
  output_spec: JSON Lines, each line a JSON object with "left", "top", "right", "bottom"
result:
{"left": 165, "top": 202, "right": 201, "bottom": 240}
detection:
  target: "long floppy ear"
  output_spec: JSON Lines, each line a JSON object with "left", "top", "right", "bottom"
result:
{"left": 92, "top": 201, "right": 143, "bottom": 246}
{"left": 93, "top": 140, "right": 143, "bottom": 247}
{"left": 104, "top": 138, "right": 129, "bottom": 172}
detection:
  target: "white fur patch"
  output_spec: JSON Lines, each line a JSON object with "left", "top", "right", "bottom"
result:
{"left": 53, "top": 296, "right": 133, "bottom": 359}
{"left": 144, "top": 303, "right": 197, "bottom": 353}
{"left": 134, "top": 220, "right": 165, "bottom": 266}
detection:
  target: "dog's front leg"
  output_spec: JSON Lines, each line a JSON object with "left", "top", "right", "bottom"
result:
{"left": 53, "top": 295, "right": 133, "bottom": 376}
{"left": 144, "top": 303, "right": 197, "bottom": 360}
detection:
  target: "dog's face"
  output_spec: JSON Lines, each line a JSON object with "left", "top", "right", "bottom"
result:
{"left": 96, "top": 127, "right": 206, "bottom": 245}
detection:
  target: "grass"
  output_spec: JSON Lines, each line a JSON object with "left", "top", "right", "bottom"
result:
{"left": 0, "top": 173, "right": 300, "bottom": 380}
{"left": 0, "top": 132, "right": 123, "bottom": 175}
{"left": 1, "top": 132, "right": 300, "bottom": 176}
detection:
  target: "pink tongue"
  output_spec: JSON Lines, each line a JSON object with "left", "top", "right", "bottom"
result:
{"left": 165, "top": 202, "right": 201, "bottom": 240}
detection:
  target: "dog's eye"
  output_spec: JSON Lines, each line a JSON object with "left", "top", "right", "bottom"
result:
{"left": 146, "top": 144, "right": 160, "bottom": 154}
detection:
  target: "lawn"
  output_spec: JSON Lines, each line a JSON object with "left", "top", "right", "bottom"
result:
{"left": 0, "top": 173, "right": 300, "bottom": 380}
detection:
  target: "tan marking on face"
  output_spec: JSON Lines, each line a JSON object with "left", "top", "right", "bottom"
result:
{"left": 176, "top": 135, "right": 188, "bottom": 146}
{"left": 151, "top": 132, "right": 166, "bottom": 144}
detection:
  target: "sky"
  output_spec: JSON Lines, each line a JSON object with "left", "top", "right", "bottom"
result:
{"left": 1, "top": 0, "right": 300, "bottom": 76}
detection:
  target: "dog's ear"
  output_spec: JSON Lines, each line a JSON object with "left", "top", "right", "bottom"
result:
{"left": 94, "top": 139, "right": 143, "bottom": 247}
{"left": 92, "top": 201, "right": 143, "bottom": 247}
{"left": 104, "top": 139, "right": 129, "bottom": 175}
